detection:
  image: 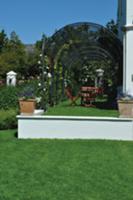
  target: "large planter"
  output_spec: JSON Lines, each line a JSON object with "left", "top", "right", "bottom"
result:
{"left": 19, "top": 99, "right": 36, "bottom": 115}
{"left": 117, "top": 100, "right": 133, "bottom": 118}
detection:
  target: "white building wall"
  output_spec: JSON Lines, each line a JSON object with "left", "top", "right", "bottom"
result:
{"left": 118, "top": 0, "right": 133, "bottom": 94}
{"left": 126, "top": 0, "right": 133, "bottom": 24}
{"left": 124, "top": 30, "right": 133, "bottom": 94}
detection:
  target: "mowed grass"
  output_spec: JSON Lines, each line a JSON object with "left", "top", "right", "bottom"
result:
{"left": 0, "top": 130, "right": 133, "bottom": 200}
{"left": 45, "top": 100, "right": 119, "bottom": 117}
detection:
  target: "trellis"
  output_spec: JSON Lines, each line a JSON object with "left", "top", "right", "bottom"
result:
{"left": 42, "top": 22, "right": 123, "bottom": 108}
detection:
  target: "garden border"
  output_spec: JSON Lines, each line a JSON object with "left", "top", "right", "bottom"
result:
{"left": 17, "top": 115, "right": 133, "bottom": 141}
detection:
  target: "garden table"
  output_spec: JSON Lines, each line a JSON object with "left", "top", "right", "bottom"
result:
{"left": 81, "top": 86, "right": 103, "bottom": 107}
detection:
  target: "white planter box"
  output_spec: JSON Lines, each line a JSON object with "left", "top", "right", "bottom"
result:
{"left": 17, "top": 115, "right": 133, "bottom": 141}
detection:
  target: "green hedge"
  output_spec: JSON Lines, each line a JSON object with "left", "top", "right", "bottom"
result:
{"left": 0, "top": 83, "right": 41, "bottom": 130}
{"left": 0, "top": 82, "right": 41, "bottom": 110}
{"left": 0, "top": 86, "right": 19, "bottom": 109}
{"left": 0, "top": 109, "right": 17, "bottom": 130}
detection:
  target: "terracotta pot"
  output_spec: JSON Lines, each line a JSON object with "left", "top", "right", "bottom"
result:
{"left": 19, "top": 99, "right": 36, "bottom": 115}
{"left": 117, "top": 100, "right": 133, "bottom": 118}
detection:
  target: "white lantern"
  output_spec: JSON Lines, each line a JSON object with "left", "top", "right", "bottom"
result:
{"left": 6, "top": 71, "right": 17, "bottom": 86}
{"left": 96, "top": 69, "right": 104, "bottom": 77}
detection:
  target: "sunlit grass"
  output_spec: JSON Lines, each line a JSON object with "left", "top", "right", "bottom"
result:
{"left": 0, "top": 130, "right": 133, "bottom": 200}
{"left": 45, "top": 100, "right": 119, "bottom": 117}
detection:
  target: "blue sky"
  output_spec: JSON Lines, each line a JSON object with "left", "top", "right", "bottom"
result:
{"left": 0, "top": 0, "right": 117, "bottom": 44}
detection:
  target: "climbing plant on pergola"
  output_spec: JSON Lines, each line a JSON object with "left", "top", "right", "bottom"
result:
{"left": 43, "top": 22, "right": 123, "bottom": 105}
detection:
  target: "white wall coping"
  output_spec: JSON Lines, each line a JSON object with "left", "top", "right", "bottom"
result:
{"left": 17, "top": 115, "right": 133, "bottom": 122}
{"left": 123, "top": 24, "right": 133, "bottom": 31}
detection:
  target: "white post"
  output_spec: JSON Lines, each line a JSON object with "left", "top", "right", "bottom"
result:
{"left": 123, "top": 25, "right": 133, "bottom": 95}
{"left": 118, "top": 0, "right": 133, "bottom": 95}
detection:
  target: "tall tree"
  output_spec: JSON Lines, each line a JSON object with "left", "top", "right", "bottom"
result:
{"left": 0, "top": 29, "right": 8, "bottom": 52}
{"left": 0, "top": 30, "right": 27, "bottom": 78}
{"left": 106, "top": 19, "right": 118, "bottom": 35}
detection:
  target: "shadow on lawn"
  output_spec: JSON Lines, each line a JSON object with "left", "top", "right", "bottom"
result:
{"left": 62, "top": 100, "right": 118, "bottom": 110}
{"left": 94, "top": 101, "right": 118, "bottom": 110}
{"left": 14, "top": 131, "right": 18, "bottom": 138}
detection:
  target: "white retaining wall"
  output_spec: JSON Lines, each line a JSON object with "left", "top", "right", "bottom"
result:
{"left": 17, "top": 115, "right": 133, "bottom": 141}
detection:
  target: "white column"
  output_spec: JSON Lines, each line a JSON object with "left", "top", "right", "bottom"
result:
{"left": 123, "top": 31, "right": 126, "bottom": 93}
{"left": 123, "top": 25, "right": 133, "bottom": 95}
{"left": 122, "top": 0, "right": 133, "bottom": 95}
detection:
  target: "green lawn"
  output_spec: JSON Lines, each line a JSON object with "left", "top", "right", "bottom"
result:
{"left": 0, "top": 130, "right": 133, "bottom": 200}
{"left": 45, "top": 100, "right": 119, "bottom": 117}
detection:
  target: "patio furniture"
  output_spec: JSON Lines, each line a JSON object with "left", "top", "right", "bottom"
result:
{"left": 81, "top": 86, "right": 103, "bottom": 107}
{"left": 65, "top": 87, "right": 80, "bottom": 105}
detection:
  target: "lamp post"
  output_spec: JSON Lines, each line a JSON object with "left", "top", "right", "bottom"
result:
{"left": 95, "top": 68, "right": 104, "bottom": 87}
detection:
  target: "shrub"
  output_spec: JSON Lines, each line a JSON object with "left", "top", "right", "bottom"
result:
{"left": 0, "top": 109, "right": 18, "bottom": 130}
{"left": 0, "top": 80, "right": 43, "bottom": 110}
{"left": 0, "top": 86, "right": 19, "bottom": 109}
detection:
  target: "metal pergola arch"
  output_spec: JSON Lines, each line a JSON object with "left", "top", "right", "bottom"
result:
{"left": 43, "top": 22, "right": 123, "bottom": 104}
{"left": 45, "top": 22, "right": 122, "bottom": 61}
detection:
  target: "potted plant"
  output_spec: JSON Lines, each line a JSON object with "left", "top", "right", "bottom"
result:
{"left": 19, "top": 86, "right": 36, "bottom": 115}
{"left": 117, "top": 94, "right": 133, "bottom": 118}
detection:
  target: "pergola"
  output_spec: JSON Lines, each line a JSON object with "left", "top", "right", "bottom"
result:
{"left": 42, "top": 22, "right": 123, "bottom": 105}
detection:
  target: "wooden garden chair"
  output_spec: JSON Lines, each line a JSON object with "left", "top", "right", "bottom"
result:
{"left": 65, "top": 87, "right": 80, "bottom": 105}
